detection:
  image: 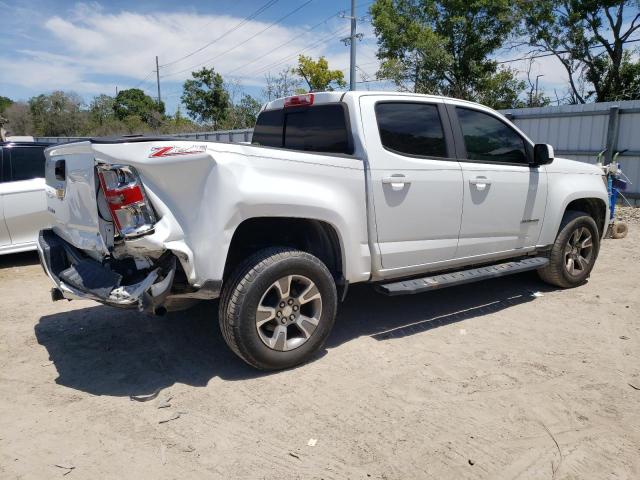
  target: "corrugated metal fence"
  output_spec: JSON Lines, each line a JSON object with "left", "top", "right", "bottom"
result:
{"left": 501, "top": 100, "right": 640, "bottom": 200}
{"left": 35, "top": 100, "right": 640, "bottom": 199}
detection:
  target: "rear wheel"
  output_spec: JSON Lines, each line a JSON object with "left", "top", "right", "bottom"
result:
{"left": 538, "top": 211, "right": 600, "bottom": 288}
{"left": 219, "top": 247, "right": 337, "bottom": 370}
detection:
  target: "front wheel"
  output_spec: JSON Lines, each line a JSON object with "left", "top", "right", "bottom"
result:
{"left": 538, "top": 211, "right": 600, "bottom": 288}
{"left": 219, "top": 247, "right": 337, "bottom": 370}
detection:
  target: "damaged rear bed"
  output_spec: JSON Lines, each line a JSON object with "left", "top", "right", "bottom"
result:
{"left": 38, "top": 136, "right": 223, "bottom": 314}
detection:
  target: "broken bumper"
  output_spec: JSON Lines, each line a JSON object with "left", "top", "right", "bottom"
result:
{"left": 37, "top": 229, "right": 176, "bottom": 313}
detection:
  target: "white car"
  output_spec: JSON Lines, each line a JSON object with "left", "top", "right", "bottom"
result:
{"left": 37, "top": 92, "right": 609, "bottom": 369}
{"left": 0, "top": 142, "right": 50, "bottom": 255}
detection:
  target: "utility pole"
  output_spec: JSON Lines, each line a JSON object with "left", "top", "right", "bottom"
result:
{"left": 535, "top": 74, "right": 544, "bottom": 103}
{"left": 155, "top": 56, "right": 162, "bottom": 106}
{"left": 349, "top": 0, "right": 356, "bottom": 91}
{"left": 341, "top": 0, "right": 363, "bottom": 91}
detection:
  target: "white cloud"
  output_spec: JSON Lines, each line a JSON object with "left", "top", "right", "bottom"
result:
{"left": 0, "top": 1, "right": 355, "bottom": 99}
{"left": 0, "top": 56, "right": 112, "bottom": 96}
{"left": 0, "top": 3, "right": 367, "bottom": 105}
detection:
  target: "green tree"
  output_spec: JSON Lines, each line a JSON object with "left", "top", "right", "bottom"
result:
{"left": 113, "top": 88, "right": 164, "bottom": 124}
{"left": 3, "top": 102, "right": 33, "bottom": 136}
{"left": 370, "top": 0, "right": 525, "bottom": 107}
{"left": 221, "top": 94, "right": 262, "bottom": 129}
{"left": 294, "top": 55, "right": 346, "bottom": 92}
{"left": 0, "top": 96, "right": 13, "bottom": 114}
{"left": 477, "top": 69, "right": 527, "bottom": 110}
{"left": 89, "top": 94, "right": 115, "bottom": 126}
{"left": 519, "top": 0, "right": 640, "bottom": 103}
{"left": 612, "top": 50, "right": 640, "bottom": 100}
{"left": 263, "top": 68, "right": 302, "bottom": 100}
{"left": 159, "top": 107, "right": 201, "bottom": 134}
{"left": 181, "top": 67, "right": 230, "bottom": 126}
{"left": 29, "top": 91, "right": 86, "bottom": 136}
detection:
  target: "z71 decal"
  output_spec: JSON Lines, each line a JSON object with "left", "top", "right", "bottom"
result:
{"left": 149, "top": 144, "right": 207, "bottom": 158}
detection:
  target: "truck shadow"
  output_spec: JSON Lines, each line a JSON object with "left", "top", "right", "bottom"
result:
{"left": 0, "top": 251, "right": 40, "bottom": 268}
{"left": 34, "top": 272, "right": 555, "bottom": 397}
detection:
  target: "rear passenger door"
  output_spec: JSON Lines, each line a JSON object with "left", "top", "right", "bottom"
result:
{"left": 360, "top": 96, "right": 463, "bottom": 273}
{"left": 449, "top": 105, "right": 547, "bottom": 258}
{"left": 0, "top": 145, "right": 49, "bottom": 246}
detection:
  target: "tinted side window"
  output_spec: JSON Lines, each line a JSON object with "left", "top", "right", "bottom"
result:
{"left": 9, "top": 146, "right": 46, "bottom": 181}
{"left": 456, "top": 107, "right": 528, "bottom": 164}
{"left": 252, "top": 109, "right": 284, "bottom": 147}
{"left": 375, "top": 102, "right": 447, "bottom": 157}
{"left": 284, "top": 105, "right": 350, "bottom": 154}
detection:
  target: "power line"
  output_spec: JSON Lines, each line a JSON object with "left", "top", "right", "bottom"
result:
{"left": 226, "top": 10, "right": 342, "bottom": 76}
{"left": 249, "top": 26, "right": 351, "bottom": 77}
{"left": 497, "top": 37, "right": 640, "bottom": 64}
{"left": 129, "top": 70, "right": 156, "bottom": 90}
{"left": 161, "top": 0, "right": 315, "bottom": 79}
{"left": 256, "top": 31, "right": 348, "bottom": 76}
{"left": 228, "top": 0, "right": 374, "bottom": 77}
{"left": 160, "top": 0, "right": 279, "bottom": 68}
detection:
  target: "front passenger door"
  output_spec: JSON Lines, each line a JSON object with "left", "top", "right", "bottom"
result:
{"left": 451, "top": 106, "right": 547, "bottom": 259}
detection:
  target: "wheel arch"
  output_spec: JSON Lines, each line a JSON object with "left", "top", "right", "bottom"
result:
{"left": 539, "top": 181, "right": 609, "bottom": 246}
{"left": 223, "top": 216, "right": 346, "bottom": 290}
{"left": 564, "top": 197, "right": 607, "bottom": 236}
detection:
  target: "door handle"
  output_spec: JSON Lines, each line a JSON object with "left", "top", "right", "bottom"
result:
{"left": 382, "top": 175, "right": 411, "bottom": 190}
{"left": 469, "top": 177, "right": 491, "bottom": 191}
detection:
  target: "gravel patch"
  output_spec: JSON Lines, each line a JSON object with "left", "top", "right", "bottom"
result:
{"left": 615, "top": 205, "right": 640, "bottom": 224}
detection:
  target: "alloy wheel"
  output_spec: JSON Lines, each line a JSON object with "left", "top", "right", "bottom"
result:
{"left": 564, "top": 226, "right": 593, "bottom": 276}
{"left": 255, "top": 275, "right": 323, "bottom": 351}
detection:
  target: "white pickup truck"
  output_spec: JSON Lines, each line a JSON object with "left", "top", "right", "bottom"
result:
{"left": 38, "top": 91, "right": 609, "bottom": 370}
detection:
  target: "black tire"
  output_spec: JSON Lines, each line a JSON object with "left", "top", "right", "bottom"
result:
{"left": 538, "top": 210, "right": 600, "bottom": 288}
{"left": 611, "top": 222, "right": 628, "bottom": 239}
{"left": 219, "top": 247, "right": 337, "bottom": 370}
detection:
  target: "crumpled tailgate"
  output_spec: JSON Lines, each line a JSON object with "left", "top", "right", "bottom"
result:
{"left": 44, "top": 142, "right": 111, "bottom": 255}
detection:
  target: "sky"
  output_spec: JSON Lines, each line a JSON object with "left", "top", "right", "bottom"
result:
{"left": 0, "top": 0, "right": 611, "bottom": 115}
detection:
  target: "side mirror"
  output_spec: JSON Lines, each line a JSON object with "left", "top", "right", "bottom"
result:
{"left": 533, "top": 143, "right": 554, "bottom": 165}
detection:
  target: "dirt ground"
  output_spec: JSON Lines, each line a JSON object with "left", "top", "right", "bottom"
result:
{"left": 1, "top": 228, "right": 639, "bottom": 480}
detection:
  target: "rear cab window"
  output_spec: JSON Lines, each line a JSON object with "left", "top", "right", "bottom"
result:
{"left": 252, "top": 104, "right": 352, "bottom": 155}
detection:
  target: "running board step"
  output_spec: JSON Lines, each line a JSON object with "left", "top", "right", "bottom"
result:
{"left": 376, "top": 257, "right": 549, "bottom": 296}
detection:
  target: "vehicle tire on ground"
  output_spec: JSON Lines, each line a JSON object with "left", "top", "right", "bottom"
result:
{"left": 538, "top": 210, "right": 600, "bottom": 288}
{"left": 219, "top": 247, "right": 338, "bottom": 370}
{"left": 611, "top": 221, "right": 629, "bottom": 239}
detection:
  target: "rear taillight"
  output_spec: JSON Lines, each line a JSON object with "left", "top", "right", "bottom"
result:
{"left": 284, "top": 93, "right": 314, "bottom": 107}
{"left": 96, "top": 164, "right": 156, "bottom": 238}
